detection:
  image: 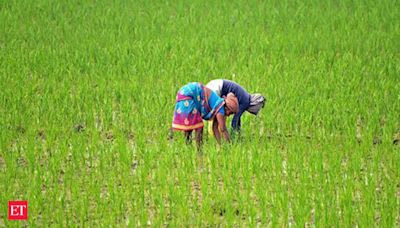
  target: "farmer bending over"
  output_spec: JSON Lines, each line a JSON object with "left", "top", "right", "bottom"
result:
{"left": 170, "top": 82, "right": 239, "bottom": 150}
{"left": 206, "top": 79, "right": 266, "bottom": 134}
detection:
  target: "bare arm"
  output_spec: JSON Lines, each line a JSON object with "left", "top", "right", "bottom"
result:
{"left": 212, "top": 118, "right": 221, "bottom": 144}
{"left": 216, "top": 113, "right": 230, "bottom": 143}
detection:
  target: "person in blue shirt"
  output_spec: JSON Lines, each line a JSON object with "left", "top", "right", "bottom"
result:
{"left": 206, "top": 79, "right": 266, "bottom": 133}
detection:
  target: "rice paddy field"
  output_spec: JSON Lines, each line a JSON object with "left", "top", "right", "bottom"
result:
{"left": 1, "top": 0, "right": 399, "bottom": 226}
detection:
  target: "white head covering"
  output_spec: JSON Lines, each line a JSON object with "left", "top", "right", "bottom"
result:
{"left": 247, "top": 94, "right": 265, "bottom": 115}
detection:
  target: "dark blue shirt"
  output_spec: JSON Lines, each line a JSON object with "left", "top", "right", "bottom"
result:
{"left": 220, "top": 80, "right": 251, "bottom": 130}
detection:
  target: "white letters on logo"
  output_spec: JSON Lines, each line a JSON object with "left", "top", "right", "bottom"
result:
{"left": 10, "top": 205, "right": 26, "bottom": 216}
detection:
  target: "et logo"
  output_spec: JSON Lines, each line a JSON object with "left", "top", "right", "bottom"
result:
{"left": 8, "top": 201, "right": 28, "bottom": 220}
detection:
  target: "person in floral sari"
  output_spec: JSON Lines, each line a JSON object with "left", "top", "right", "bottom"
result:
{"left": 171, "top": 82, "right": 239, "bottom": 149}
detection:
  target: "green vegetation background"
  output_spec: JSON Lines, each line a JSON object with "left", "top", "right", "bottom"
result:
{"left": 1, "top": 0, "right": 399, "bottom": 226}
